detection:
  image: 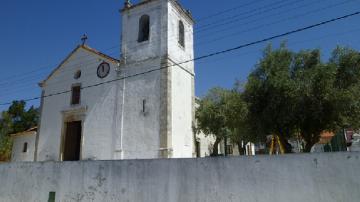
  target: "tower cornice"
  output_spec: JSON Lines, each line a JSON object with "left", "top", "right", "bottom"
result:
{"left": 120, "top": 0, "right": 194, "bottom": 24}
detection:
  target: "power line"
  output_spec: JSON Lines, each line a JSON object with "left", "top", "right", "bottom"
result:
{"left": 196, "top": 0, "right": 357, "bottom": 46}
{"left": 193, "top": 11, "right": 359, "bottom": 61}
{"left": 196, "top": 0, "right": 302, "bottom": 30}
{"left": 0, "top": 0, "right": 303, "bottom": 84}
{"left": 195, "top": 0, "right": 322, "bottom": 36}
{"left": 194, "top": 27, "right": 360, "bottom": 66}
{"left": 0, "top": 50, "right": 120, "bottom": 91}
{"left": 0, "top": 11, "right": 358, "bottom": 106}
{"left": 0, "top": 0, "right": 332, "bottom": 86}
{"left": 0, "top": 0, "right": 355, "bottom": 91}
{"left": 196, "top": 0, "right": 267, "bottom": 22}
{"left": 0, "top": 44, "right": 121, "bottom": 83}
{"left": 0, "top": 0, "right": 355, "bottom": 89}
{"left": 4, "top": 26, "right": 360, "bottom": 100}
{"left": 126, "top": 0, "right": 310, "bottom": 48}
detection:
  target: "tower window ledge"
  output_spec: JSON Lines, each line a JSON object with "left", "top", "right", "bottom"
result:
{"left": 136, "top": 39, "right": 150, "bottom": 46}
{"left": 177, "top": 43, "right": 185, "bottom": 51}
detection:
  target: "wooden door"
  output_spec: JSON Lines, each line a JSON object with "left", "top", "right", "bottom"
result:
{"left": 63, "top": 121, "right": 82, "bottom": 161}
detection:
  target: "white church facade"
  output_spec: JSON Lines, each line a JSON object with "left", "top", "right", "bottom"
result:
{"left": 35, "top": 0, "right": 196, "bottom": 161}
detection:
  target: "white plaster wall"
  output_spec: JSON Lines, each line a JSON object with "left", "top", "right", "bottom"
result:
{"left": 1, "top": 153, "right": 359, "bottom": 202}
{"left": 37, "top": 48, "right": 119, "bottom": 161}
{"left": 245, "top": 142, "right": 256, "bottom": 155}
{"left": 167, "top": 1, "right": 194, "bottom": 74}
{"left": 11, "top": 133, "right": 36, "bottom": 162}
{"left": 119, "top": 59, "right": 162, "bottom": 159}
{"left": 171, "top": 65, "right": 193, "bottom": 158}
{"left": 168, "top": 1, "right": 195, "bottom": 158}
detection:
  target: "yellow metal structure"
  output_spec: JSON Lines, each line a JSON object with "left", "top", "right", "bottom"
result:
{"left": 269, "top": 135, "right": 285, "bottom": 155}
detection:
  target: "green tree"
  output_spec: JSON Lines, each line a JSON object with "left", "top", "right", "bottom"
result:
{"left": 331, "top": 47, "right": 360, "bottom": 130}
{"left": 244, "top": 45, "right": 360, "bottom": 152}
{"left": 196, "top": 86, "right": 250, "bottom": 156}
{"left": 195, "top": 88, "right": 228, "bottom": 156}
{"left": 0, "top": 112, "right": 13, "bottom": 161}
{"left": 331, "top": 46, "right": 360, "bottom": 89}
{"left": 243, "top": 44, "right": 297, "bottom": 152}
{"left": 293, "top": 47, "right": 360, "bottom": 152}
{"left": 222, "top": 86, "right": 250, "bottom": 155}
{"left": 293, "top": 60, "right": 337, "bottom": 152}
{"left": 0, "top": 101, "right": 39, "bottom": 161}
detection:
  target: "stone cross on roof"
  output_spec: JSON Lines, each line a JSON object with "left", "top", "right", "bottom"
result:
{"left": 81, "top": 34, "right": 88, "bottom": 45}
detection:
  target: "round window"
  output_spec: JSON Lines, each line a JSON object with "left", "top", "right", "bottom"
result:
{"left": 74, "top": 70, "right": 81, "bottom": 79}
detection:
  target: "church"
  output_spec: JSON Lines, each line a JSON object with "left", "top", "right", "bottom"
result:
{"left": 34, "top": 0, "right": 196, "bottom": 161}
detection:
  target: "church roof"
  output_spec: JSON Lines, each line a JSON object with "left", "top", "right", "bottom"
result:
{"left": 10, "top": 127, "right": 38, "bottom": 137}
{"left": 81, "top": 45, "right": 120, "bottom": 63}
{"left": 39, "top": 45, "right": 120, "bottom": 87}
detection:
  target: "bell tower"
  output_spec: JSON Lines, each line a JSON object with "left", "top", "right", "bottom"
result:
{"left": 118, "top": 0, "right": 195, "bottom": 159}
{"left": 120, "top": 0, "right": 194, "bottom": 64}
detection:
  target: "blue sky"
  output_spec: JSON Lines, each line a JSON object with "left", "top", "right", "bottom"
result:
{"left": 0, "top": 0, "right": 359, "bottom": 111}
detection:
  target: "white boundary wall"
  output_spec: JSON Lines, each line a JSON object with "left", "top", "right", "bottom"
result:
{"left": 0, "top": 152, "right": 359, "bottom": 202}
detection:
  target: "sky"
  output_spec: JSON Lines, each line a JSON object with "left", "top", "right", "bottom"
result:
{"left": 0, "top": 0, "right": 359, "bottom": 111}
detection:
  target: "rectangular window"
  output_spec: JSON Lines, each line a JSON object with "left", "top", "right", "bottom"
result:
{"left": 22, "top": 142, "right": 28, "bottom": 153}
{"left": 71, "top": 85, "right": 81, "bottom": 105}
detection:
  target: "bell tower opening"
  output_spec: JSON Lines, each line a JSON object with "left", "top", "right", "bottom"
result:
{"left": 138, "top": 15, "right": 150, "bottom": 42}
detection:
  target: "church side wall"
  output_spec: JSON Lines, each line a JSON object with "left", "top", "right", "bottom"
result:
{"left": 170, "top": 64, "right": 194, "bottom": 158}
{"left": 0, "top": 153, "right": 359, "bottom": 202}
{"left": 166, "top": 1, "right": 195, "bottom": 158}
{"left": 37, "top": 49, "right": 118, "bottom": 161}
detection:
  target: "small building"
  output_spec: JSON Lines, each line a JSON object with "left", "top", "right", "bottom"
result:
{"left": 10, "top": 127, "right": 37, "bottom": 162}
{"left": 195, "top": 131, "right": 217, "bottom": 157}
